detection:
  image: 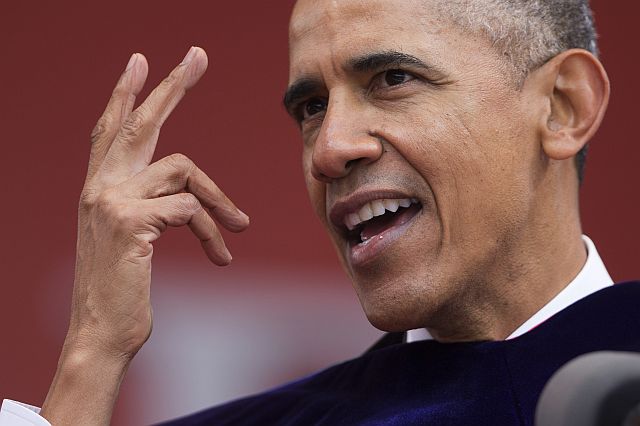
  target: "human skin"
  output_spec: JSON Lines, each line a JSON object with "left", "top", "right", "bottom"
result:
{"left": 40, "top": 47, "right": 250, "bottom": 425}
{"left": 286, "top": 0, "right": 610, "bottom": 341}
{"left": 40, "top": 0, "right": 609, "bottom": 423}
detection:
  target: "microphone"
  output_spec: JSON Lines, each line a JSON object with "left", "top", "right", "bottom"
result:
{"left": 535, "top": 351, "right": 640, "bottom": 426}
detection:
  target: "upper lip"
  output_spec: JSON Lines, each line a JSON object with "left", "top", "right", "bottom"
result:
{"left": 328, "top": 189, "right": 419, "bottom": 234}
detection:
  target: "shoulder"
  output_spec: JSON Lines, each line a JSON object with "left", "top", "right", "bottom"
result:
{"left": 158, "top": 282, "right": 640, "bottom": 426}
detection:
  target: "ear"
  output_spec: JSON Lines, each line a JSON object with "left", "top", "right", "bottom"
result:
{"left": 530, "top": 49, "right": 610, "bottom": 160}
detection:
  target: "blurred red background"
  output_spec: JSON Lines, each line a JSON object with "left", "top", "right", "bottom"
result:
{"left": 1, "top": 1, "right": 638, "bottom": 424}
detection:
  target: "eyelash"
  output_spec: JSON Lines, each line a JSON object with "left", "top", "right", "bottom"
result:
{"left": 373, "top": 69, "right": 417, "bottom": 90}
{"left": 296, "top": 69, "right": 420, "bottom": 124}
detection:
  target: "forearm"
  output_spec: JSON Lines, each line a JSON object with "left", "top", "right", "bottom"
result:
{"left": 40, "top": 343, "right": 130, "bottom": 425}
{"left": 36, "top": 46, "right": 245, "bottom": 425}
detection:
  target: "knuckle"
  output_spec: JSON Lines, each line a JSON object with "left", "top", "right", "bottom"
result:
{"left": 120, "top": 108, "right": 148, "bottom": 137}
{"left": 111, "top": 208, "right": 136, "bottom": 229}
{"left": 160, "top": 71, "right": 180, "bottom": 90}
{"left": 90, "top": 116, "right": 111, "bottom": 145}
{"left": 179, "top": 193, "right": 201, "bottom": 213}
{"left": 157, "top": 72, "right": 187, "bottom": 101}
{"left": 94, "top": 189, "right": 120, "bottom": 216}
{"left": 166, "top": 153, "right": 195, "bottom": 174}
{"left": 79, "top": 189, "right": 99, "bottom": 210}
{"left": 111, "top": 204, "right": 136, "bottom": 228}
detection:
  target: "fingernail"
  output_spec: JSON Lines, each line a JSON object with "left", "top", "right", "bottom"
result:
{"left": 181, "top": 46, "right": 197, "bottom": 65}
{"left": 125, "top": 53, "right": 138, "bottom": 72}
{"left": 224, "top": 248, "right": 233, "bottom": 263}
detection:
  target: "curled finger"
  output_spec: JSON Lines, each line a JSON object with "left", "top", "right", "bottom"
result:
{"left": 119, "top": 153, "right": 250, "bottom": 233}
{"left": 141, "top": 193, "right": 233, "bottom": 266}
{"left": 189, "top": 208, "right": 233, "bottom": 266}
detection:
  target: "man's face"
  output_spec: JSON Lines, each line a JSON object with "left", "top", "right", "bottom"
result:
{"left": 287, "top": 0, "right": 542, "bottom": 333}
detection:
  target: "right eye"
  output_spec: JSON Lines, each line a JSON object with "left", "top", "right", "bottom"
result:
{"left": 302, "top": 98, "right": 327, "bottom": 120}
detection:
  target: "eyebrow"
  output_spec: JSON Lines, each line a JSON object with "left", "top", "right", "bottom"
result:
{"left": 283, "top": 78, "right": 324, "bottom": 118}
{"left": 348, "top": 51, "right": 433, "bottom": 73}
{"left": 282, "top": 50, "right": 440, "bottom": 118}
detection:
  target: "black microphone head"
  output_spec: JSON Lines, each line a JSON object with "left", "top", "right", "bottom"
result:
{"left": 535, "top": 351, "right": 640, "bottom": 426}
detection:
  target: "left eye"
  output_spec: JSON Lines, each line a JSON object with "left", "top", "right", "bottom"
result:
{"left": 383, "top": 69, "right": 413, "bottom": 86}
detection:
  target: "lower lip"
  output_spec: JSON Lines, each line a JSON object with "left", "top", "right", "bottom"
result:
{"left": 347, "top": 205, "right": 422, "bottom": 268}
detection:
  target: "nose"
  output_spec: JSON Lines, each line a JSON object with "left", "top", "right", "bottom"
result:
{"left": 311, "top": 94, "right": 383, "bottom": 182}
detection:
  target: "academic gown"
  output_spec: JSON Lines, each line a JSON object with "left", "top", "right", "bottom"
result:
{"left": 159, "top": 281, "right": 640, "bottom": 426}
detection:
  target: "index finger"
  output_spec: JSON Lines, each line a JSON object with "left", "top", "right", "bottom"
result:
{"left": 86, "top": 53, "right": 149, "bottom": 181}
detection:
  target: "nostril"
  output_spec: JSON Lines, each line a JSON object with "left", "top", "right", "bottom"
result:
{"left": 345, "top": 159, "right": 358, "bottom": 170}
{"left": 345, "top": 156, "right": 373, "bottom": 171}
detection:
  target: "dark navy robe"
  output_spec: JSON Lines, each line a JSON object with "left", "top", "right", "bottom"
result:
{"left": 160, "top": 281, "right": 640, "bottom": 425}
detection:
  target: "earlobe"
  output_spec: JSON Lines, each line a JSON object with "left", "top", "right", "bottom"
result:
{"left": 538, "top": 49, "right": 610, "bottom": 161}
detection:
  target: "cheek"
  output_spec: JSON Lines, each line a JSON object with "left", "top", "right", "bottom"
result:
{"left": 387, "top": 109, "right": 478, "bottom": 193}
{"left": 387, "top": 99, "right": 531, "bottom": 235}
{"left": 406, "top": 95, "right": 526, "bottom": 185}
{"left": 432, "top": 106, "right": 533, "bottom": 247}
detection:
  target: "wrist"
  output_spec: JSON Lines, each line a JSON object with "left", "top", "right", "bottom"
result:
{"left": 40, "top": 342, "right": 131, "bottom": 425}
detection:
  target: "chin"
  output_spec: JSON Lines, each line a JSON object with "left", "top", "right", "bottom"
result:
{"left": 356, "top": 282, "right": 437, "bottom": 333}
{"left": 363, "top": 306, "right": 422, "bottom": 333}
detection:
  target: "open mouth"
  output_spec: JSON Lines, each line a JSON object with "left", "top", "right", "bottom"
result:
{"left": 343, "top": 198, "right": 422, "bottom": 247}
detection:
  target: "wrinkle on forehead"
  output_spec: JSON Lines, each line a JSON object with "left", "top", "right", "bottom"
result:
{"left": 290, "top": 0, "right": 446, "bottom": 44}
{"left": 287, "top": 0, "right": 510, "bottom": 88}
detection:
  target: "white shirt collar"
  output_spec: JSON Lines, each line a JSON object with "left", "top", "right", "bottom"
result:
{"left": 406, "top": 235, "right": 613, "bottom": 343}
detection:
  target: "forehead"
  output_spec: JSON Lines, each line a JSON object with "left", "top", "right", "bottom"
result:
{"left": 288, "top": 0, "right": 486, "bottom": 81}
{"left": 290, "top": 0, "right": 441, "bottom": 38}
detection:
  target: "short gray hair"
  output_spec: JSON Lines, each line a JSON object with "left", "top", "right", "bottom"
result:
{"left": 439, "top": 0, "right": 598, "bottom": 80}
{"left": 438, "top": 0, "right": 598, "bottom": 182}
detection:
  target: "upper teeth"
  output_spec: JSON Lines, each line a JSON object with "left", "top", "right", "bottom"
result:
{"left": 345, "top": 198, "right": 417, "bottom": 231}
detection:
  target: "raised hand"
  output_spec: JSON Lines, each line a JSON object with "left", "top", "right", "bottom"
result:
{"left": 40, "top": 47, "right": 249, "bottom": 425}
